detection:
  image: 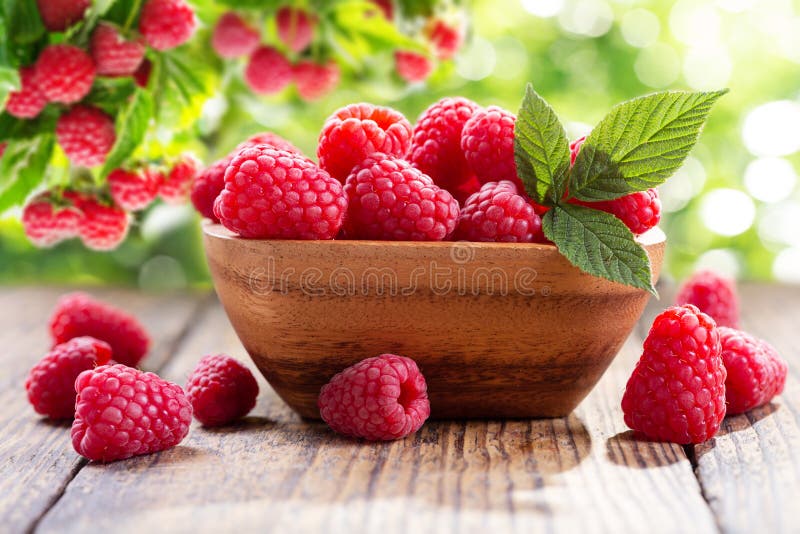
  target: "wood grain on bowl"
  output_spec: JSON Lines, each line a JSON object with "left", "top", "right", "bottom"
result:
{"left": 203, "top": 223, "right": 665, "bottom": 419}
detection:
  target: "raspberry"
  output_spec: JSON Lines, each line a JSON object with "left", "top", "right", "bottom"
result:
{"left": 276, "top": 7, "right": 316, "bottom": 53}
{"left": 622, "top": 305, "right": 725, "bottom": 444}
{"left": 216, "top": 146, "right": 347, "bottom": 239}
{"left": 293, "top": 60, "right": 340, "bottom": 102}
{"left": 72, "top": 364, "right": 192, "bottom": 462}
{"left": 133, "top": 59, "right": 152, "bottom": 88}
{"left": 394, "top": 51, "right": 433, "bottom": 83}
{"left": 455, "top": 181, "right": 543, "bottom": 243}
{"left": 90, "top": 23, "right": 146, "bottom": 77}
{"left": 75, "top": 195, "right": 130, "bottom": 250}
{"left": 461, "top": 106, "right": 521, "bottom": 190}
{"left": 21, "top": 194, "right": 83, "bottom": 247}
{"left": 36, "top": 0, "right": 90, "bottom": 31}
{"left": 50, "top": 292, "right": 151, "bottom": 367}
{"left": 56, "top": 105, "right": 116, "bottom": 167}
{"left": 408, "top": 97, "right": 480, "bottom": 197}
{"left": 211, "top": 12, "right": 260, "bottom": 59}
{"left": 318, "top": 354, "right": 430, "bottom": 441}
{"left": 139, "top": 0, "right": 196, "bottom": 51}
{"left": 426, "top": 19, "right": 463, "bottom": 60}
{"left": 235, "top": 131, "right": 304, "bottom": 156}
{"left": 185, "top": 355, "right": 259, "bottom": 426}
{"left": 675, "top": 270, "right": 740, "bottom": 329}
{"left": 317, "top": 103, "right": 413, "bottom": 182}
{"left": 371, "top": 0, "right": 393, "bottom": 19}
{"left": 191, "top": 157, "right": 228, "bottom": 221}
{"left": 160, "top": 154, "right": 199, "bottom": 204}
{"left": 569, "top": 135, "right": 586, "bottom": 166}
{"left": 0, "top": 142, "right": 6, "bottom": 158}
{"left": 109, "top": 168, "right": 159, "bottom": 211}
{"left": 244, "top": 46, "right": 292, "bottom": 95}
{"left": 343, "top": 153, "right": 459, "bottom": 241}
{"left": 760, "top": 340, "right": 788, "bottom": 400}
{"left": 35, "top": 44, "right": 96, "bottom": 104}
{"left": 575, "top": 189, "right": 662, "bottom": 236}
{"left": 5, "top": 67, "right": 47, "bottom": 119}
{"left": 25, "top": 337, "right": 112, "bottom": 419}
{"left": 717, "top": 327, "right": 778, "bottom": 415}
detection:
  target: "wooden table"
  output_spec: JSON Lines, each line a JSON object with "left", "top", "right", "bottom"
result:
{"left": 1, "top": 284, "right": 798, "bottom": 534}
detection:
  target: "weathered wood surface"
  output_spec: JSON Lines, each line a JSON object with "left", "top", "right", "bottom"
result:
{"left": 0, "top": 284, "right": 797, "bottom": 533}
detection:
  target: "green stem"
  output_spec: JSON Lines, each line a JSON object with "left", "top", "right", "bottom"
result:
{"left": 123, "top": 0, "right": 143, "bottom": 33}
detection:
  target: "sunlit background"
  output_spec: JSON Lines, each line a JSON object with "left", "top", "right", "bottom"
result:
{"left": 2, "top": 0, "right": 799, "bottom": 288}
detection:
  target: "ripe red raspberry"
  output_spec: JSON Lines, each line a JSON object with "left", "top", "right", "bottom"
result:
{"left": 235, "top": 131, "right": 304, "bottom": 156}
{"left": 160, "top": 154, "right": 199, "bottom": 204}
{"left": 370, "top": 0, "right": 393, "bottom": 19}
{"left": 35, "top": 44, "right": 96, "bottom": 104}
{"left": 675, "top": 270, "right": 740, "bottom": 328}
{"left": 36, "top": 0, "right": 90, "bottom": 31}
{"left": 276, "top": 7, "right": 316, "bottom": 53}
{"left": 56, "top": 105, "right": 116, "bottom": 167}
{"left": 21, "top": 194, "right": 83, "bottom": 247}
{"left": 185, "top": 355, "right": 259, "bottom": 426}
{"left": 90, "top": 23, "right": 146, "bottom": 77}
{"left": 461, "top": 106, "right": 521, "bottom": 190}
{"left": 133, "top": 59, "right": 152, "bottom": 88}
{"left": 569, "top": 135, "right": 586, "bottom": 166}
{"left": 622, "top": 305, "right": 725, "bottom": 444}
{"left": 244, "top": 46, "right": 292, "bottom": 95}
{"left": 50, "top": 292, "right": 151, "bottom": 367}
{"left": 394, "top": 51, "right": 433, "bottom": 83}
{"left": 75, "top": 195, "right": 130, "bottom": 250}
{"left": 139, "top": 0, "right": 196, "bottom": 51}
{"left": 760, "top": 340, "right": 788, "bottom": 400}
{"left": 426, "top": 19, "right": 463, "bottom": 60}
{"left": 211, "top": 12, "right": 260, "bottom": 59}
{"left": 191, "top": 158, "right": 228, "bottom": 221}
{"left": 318, "top": 354, "right": 430, "bottom": 441}
{"left": 109, "top": 168, "right": 159, "bottom": 211}
{"left": 216, "top": 146, "right": 347, "bottom": 239}
{"left": 25, "top": 337, "right": 112, "bottom": 419}
{"left": 5, "top": 67, "right": 47, "bottom": 119}
{"left": 718, "top": 327, "right": 777, "bottom": 415}
{"left": 72, "top": 364, "right": 192, "bottom": 462}
{"left": 408, "top": 97, "right": 480, "bottom": 197}
{"left": 293, "top": 60, "right": 340, "bottom": 102}
{"left": 455, "top": 181, "right": 543, "bottom": 243}
{"left": 317, "top": 103, "right": 413, "bottom": 182}
{"left": 343, "top": 153, "right": 459, "bottom": 241}
{"left": 575, "top": 189, "right": 662, "bottom": 236}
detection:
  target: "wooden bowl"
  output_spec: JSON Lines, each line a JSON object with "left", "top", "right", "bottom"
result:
{"left": 203, "top": 223, "right": 665, "bottom": 419}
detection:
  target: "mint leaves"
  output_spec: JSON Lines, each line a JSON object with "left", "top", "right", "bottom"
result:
{"left": 516, "top": 85, "right": 725, "bottom": 295}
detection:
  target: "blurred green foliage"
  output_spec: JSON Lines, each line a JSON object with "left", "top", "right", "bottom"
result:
{"left": 2, "top": 0, "right": 800, "bottom": 288}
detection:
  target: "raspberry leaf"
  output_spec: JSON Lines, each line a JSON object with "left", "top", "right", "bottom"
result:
{"left": 0, "top": 66, "right": 19, "bottom": 106}
{"left": 0, "top": 134, "right": 55, "bottom": 214}
{"left": 570, "top": 90, "right": 727, "bottom": 201}
{"left": 514, "top": 84, "right": 571, "bottom": 206}
{"left": 100, "top": 89, "right": 153, "bottom": 178}
{"left": 543, "top": 203, "right": 656, "bottom": 295}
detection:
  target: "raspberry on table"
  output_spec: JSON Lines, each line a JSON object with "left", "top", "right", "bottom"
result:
{"left": 36, "top": 0, "right": 90, "bottom": 31}
{"left": 185, "top": 354, "right": 259, "bottom": 426}
{"left": 56, "top": 105, "right": 116, "bottom": 167}
{"left": 109, "top": 168, "right": 159, "bottom": 212}
{"left": 5, "top": 67, "right": 48, "bottom": 119}
{"left": 317, "top": 103, "right": 413, "bottom": 182}
{"left": 160, "top": 154, "right": 200, "bottom": 204}
{"left": 276, "top": 7, "right": 317, "bottom": 53}
{"left": 211, "top": 12, "right": 260, "bottom": 59}
{"left": 90, "top": 23, "right": 146, "bottom": 77}
{"left": 675, "top": 270, "right": 740, "bottom": 328}
{"left": 244, "top": 46, "right": 292, "bottom": 95}
{"left": 26, "top": 337, "right": 112, "bottom": 419}
{"left": 461, "top": 106, "right": 520, "bottom": 189}
{"left": 21, "top": 194, "right": 83, "bottom": 247}
{"left": 72, "top": 364, "right": 192, "bottom": 462}
{"left": 718, "top": 327, "right": 775, "bottom": 415}
{"left": 216, "top": 146, "right": 348, "bottom": 239}
{"left": 456, "top": 181, "right": 543, "bottom": 243}
{"left": 622, "top": 304, "right": 726, "bottom": 444}
{"left": 574, "top": 189, "right": 662, "bottom": 236}
{"left": 293, "top": 60, "right": 340, "bottom": 102}
{"left": 760, "top": 340, "right": 788, "bottom": 400}
{"left": 426, "top": 19, "right": 463, "bottom": 60}
{"left": 50, "top": 292, "right": 151, "bottom": 367}
{"left": 394, "top": 51, "right": 433, "bottom": 83}
{"left": 139, "top": 0, "right": 196, "bottom": 50}
{"left": 318, "top": 354, "right": 430, "bottom": 441}
{"left": 343, "top": 153, "right": 459, "bottom": 241}
{"left": 35, "top": 44, "right": 96, "bottom": 104}
{"left": 408, "top": 97, "right": 480, "bottom": 198}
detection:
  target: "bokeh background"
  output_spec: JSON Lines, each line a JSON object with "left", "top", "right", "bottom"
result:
{"left": 2, "top": 0, "right": 799, "bottom": 288}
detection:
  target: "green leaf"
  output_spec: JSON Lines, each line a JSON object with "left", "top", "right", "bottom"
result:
{"left": 100, "top": 89, "right": 153, "bottom": 178}
{"left": 542, "top": 203, "right": 656, "bottom": 295}
{"left": 570, "top": 90, "right": 727, "bottom": 201}
{"left": 0, "top": 66, "right": 19, "bottom": 108}
{"left": 513, "top": 84, "right": 571, "bottom": 206}
{"left": 327, "top": 1, "right": 426, "bottom": 60}
{"left": 0, "top": 134, "right": 55, "bottom": 214}
{"left": 2, "top": 0, "right": 45, "bottom": 45}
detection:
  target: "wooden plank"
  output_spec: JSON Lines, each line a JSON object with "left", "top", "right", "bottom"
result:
{"left": 38, "top": 298, "right": 717, "bottom": 534}
{"left": 0, "top": 286, "right": 206, "bottom": 533}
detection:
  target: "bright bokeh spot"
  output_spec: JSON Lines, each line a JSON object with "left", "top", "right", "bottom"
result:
{"left": 521, "top": 0, "right": 565, "bottom": 17}
{"left": 670, "top": 1, "right": 721, "bottom": 47}
{"left": 659, "top": 156, "right": 707, "bottom": 212}
{"left": 558, "top": 0, "right": 613, "bottom": 37}
{"left": 492, "top": 37, "right": 529, "bottom": 81}
{"left": 741, "top": 101, "right": 800, "bottom": 156}
{"left": 456, "top": 36, "right": 496, "bottom": 81}
{"left": 773, "top": 247, "right": 800, "bottom": 284}
{"left": 695, "top": 248, "right": 741, "bottom": 278}
{"left": 700, "top": 188, "right": 756, "bottom": 236}
{"left": 744, "top": 157, "right": 797, "bottom": 202}
{"left": 635, "top": 43, "right": 681, "bottom": 88}
{"left": 621, "top": 9, "right": 660, "bottom": 48}
{"left": 683, "top": 46, "right": 732, "bottom": 90}
{"left": 716, "top": 0, "right": 756, "bottom": 12}
{"left": 758, "top": 201, "right": 800, "bottom": 247}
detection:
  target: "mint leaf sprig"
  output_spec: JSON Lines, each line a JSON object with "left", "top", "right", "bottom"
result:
{"left": 514, "top": 84, "right": 727, "bottom": 295}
